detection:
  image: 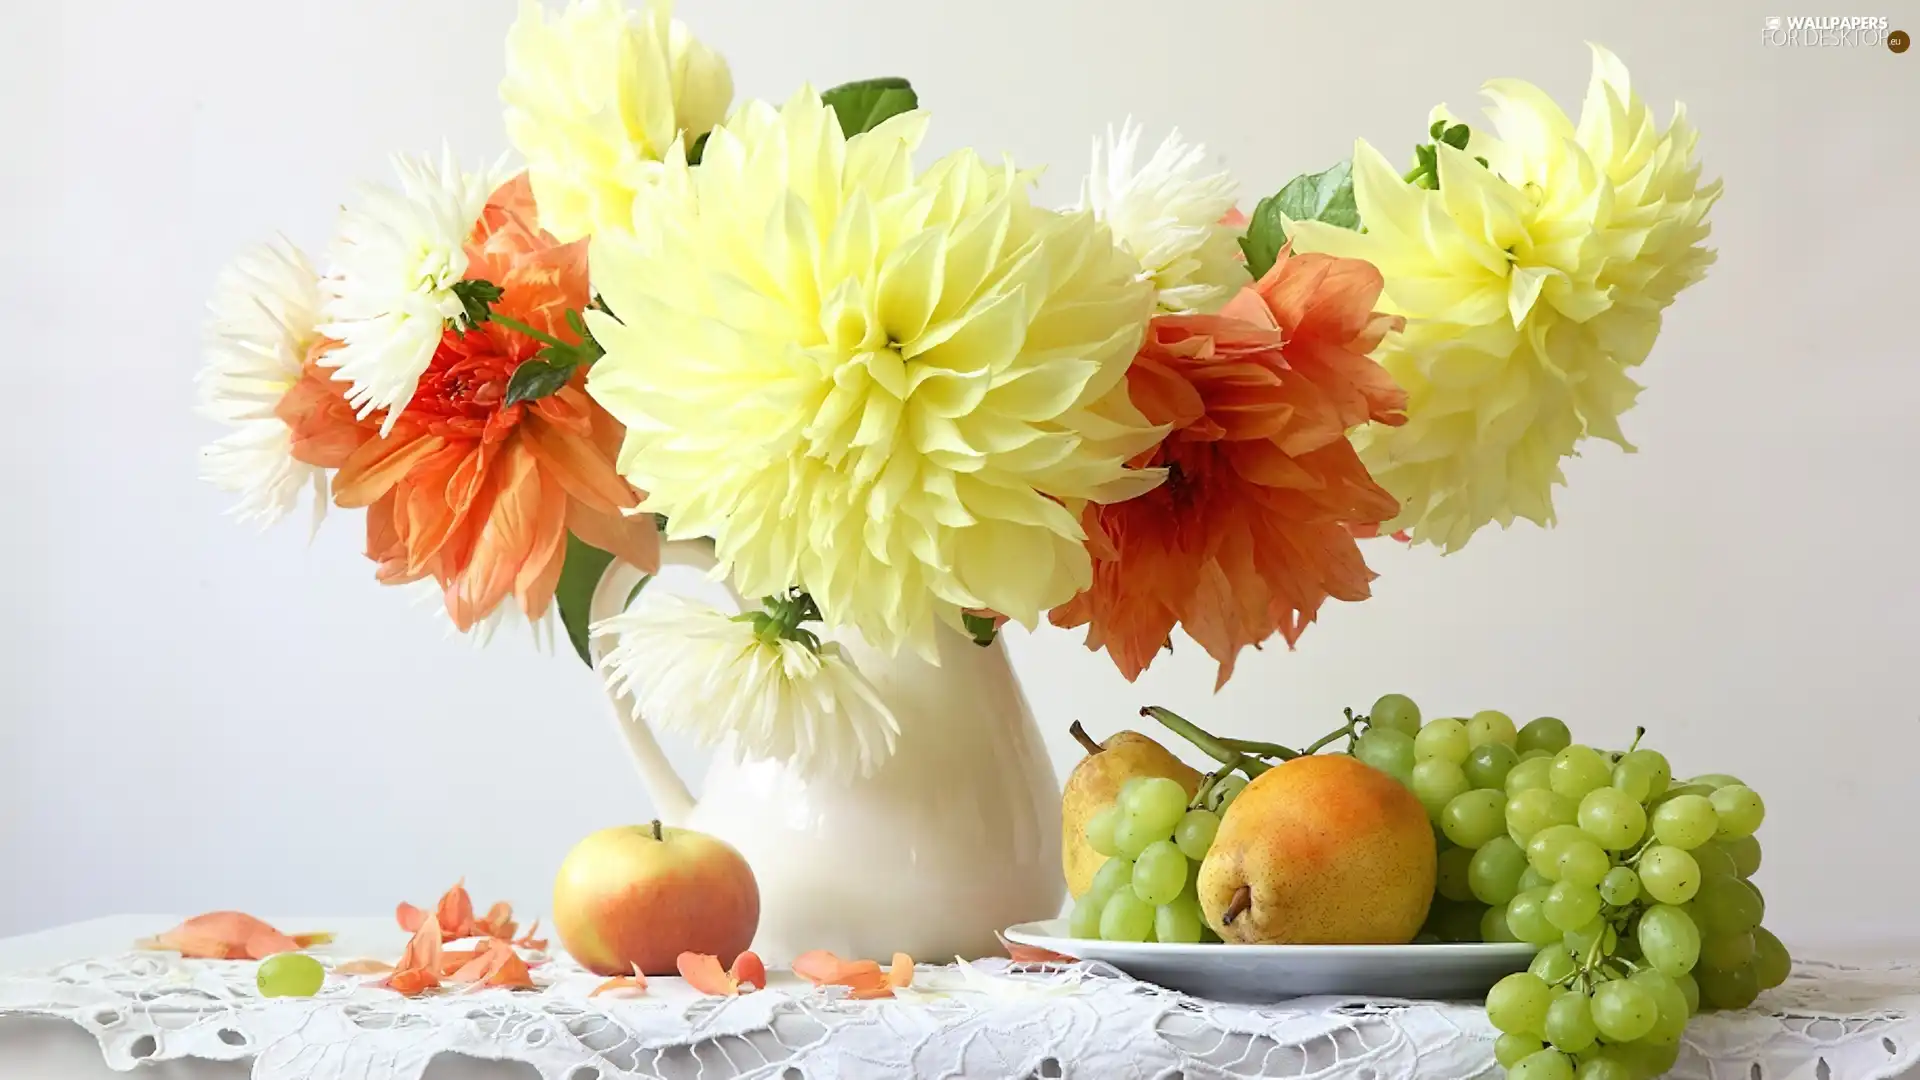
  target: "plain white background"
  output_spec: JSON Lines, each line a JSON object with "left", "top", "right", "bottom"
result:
{"left": 2, "top": 0, "right": 1915, "bottom": 953}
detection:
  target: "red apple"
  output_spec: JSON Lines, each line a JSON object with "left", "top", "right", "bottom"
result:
{"left": 552, "top": 822, "right": 760, "bottom": 976}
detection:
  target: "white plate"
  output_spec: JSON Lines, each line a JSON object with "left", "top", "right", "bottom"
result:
{"left": 1003, "top": 919, "right": 1535, "bottom": 1003}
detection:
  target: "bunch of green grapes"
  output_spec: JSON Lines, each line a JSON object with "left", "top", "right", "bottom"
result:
{"left": 1067, "top": 774, "right": 1242, "bottom": 943}
{"left": 1355, "top": 694, "right": 1786, "bottom": 1080}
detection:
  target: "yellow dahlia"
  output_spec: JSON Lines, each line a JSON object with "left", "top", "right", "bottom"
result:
{"left": 500, "top": 0, "right": 732, "bottom": 243}
{"left": 1290, "top": 46, "right": 1717, "bottom": 550}
{"left": 585, "top": 88, "right": 1164, "bottom": 655}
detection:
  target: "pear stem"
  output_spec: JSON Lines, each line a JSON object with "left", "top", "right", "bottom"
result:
{"left": 1068, "top": 721, "right": 1104, "bottom": 756}
{"left": 649, "top": 819, "right": 663, "bottom": 842}
{"left": 1222, "top": 885, "right": 1253, "bottom": 926}
{"left": 1141, "top": 706, "right": 1270, "bottom": 777}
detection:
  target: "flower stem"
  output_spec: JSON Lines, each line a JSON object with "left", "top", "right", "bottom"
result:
{"left": 488, "top": 312, "right": 571, "bottom": 350}
{"left": 1069, "top": 721, "right": 1103, "bottom": 756}
{"left": 1141, "top": 706, "right": 1270, "bottom": 777}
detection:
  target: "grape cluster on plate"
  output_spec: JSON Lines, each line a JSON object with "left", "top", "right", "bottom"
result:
{"left": 1358, "top": 694, "right": 1786, "bottom": 1080}
{"left": 1070, "top": 773, "right": 1243, "bottom": 943}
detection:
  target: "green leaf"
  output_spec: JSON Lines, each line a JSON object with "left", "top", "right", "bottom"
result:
{"left": 504, "top": 358, "right": 573, "bottom": 406}
{"left": 555, "top": 533, "right": 616, "bottom": 666}
{"left": 961, "top": 612, "right": 1000, "bottom": 647}
{"left": 820, "top": 77, "right": 918, "bottom": 138}
{"left": 1238, "top": 160, "right": 1361, "bottom": 279}
{"left": 450, "top": 278, "right": 504, "bottom": 329}
{"left": 687, "top": 131, "right": 710, "bottom": 166}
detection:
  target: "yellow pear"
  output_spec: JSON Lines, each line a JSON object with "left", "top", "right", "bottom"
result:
{"left": 1061, "top": 723, "right": 1202, "bottom": 898}
{"left": 1197, "top": 754, "right": 1435, "bottom": 944}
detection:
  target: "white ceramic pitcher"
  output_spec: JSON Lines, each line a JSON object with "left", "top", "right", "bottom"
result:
{"left": 588, "top": 539, "right": 1066, "bottom": 964}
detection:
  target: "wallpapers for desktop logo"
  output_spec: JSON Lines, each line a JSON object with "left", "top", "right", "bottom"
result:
{"left": 1762, "top": 15, "right": 1908, "bottom": 50}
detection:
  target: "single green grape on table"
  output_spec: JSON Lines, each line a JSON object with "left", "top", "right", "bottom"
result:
{"left": 1069, "top": 693, "right": 1785, "bottom": 1080}
{"left": 257, "top": 952, "right": 325, "bottom": 998}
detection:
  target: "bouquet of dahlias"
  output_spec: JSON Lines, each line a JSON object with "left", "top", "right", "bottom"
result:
{"left": 199, "top": 0, "right": 1716, "bottom": 779}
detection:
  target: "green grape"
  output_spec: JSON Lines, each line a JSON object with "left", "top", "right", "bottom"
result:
{"left": 1690, "top": 773, "right": 1746, "bottom": 790}
{"left": 1442, "top": 789, "right": 1508, "bottom": 849}
{"left": 1180, "top": 856, "right": 1201, "bottom": 899}
{"left": 1603, "top": 1040, "right": 1680, "bottom": 1078}
{"left": 1631, "top": 969, "right": 1692, "bottom": 1045}
{"left": 1085, "top": 806, "right": 1124, "bottom": 858}
{"left": 1098, "top": 890, "right": 1155, "bottom": 942}
{"left": 1118, "top": 776, "right": 1148, "bottom": 803}
{"left": 1519, "top": 749, "right": 1554, "bottom": 762}
{"left": 1207, "top": 773, "right": 1248, "bottom": 813}
{"left": 1437, "top": 846, "right": 1476, "bottom": 903}
{"left": 1691, "top": 841, "right": 1739, "bottom": 882}
{"left": 1518, "top": 866, "right": 1553, "bottom": 893}
{"left": 1589, "top": 980, "right": 1658, "bottom": 1041}
{"left": 1370, "top": 693, "right": 1422, "bottom": 735}
{"left": 1529, "top": 944, "right": 1578, "bottom": 985}
{"left": 1543, "top": 882, "right": 1602, "bottom": 932}
{"left": 1709, "top": 785, "right": 1766, "bottom": 839}
{"left": 1651, "top": 781, "right": 1716, "bottom": 806}
{"left": 1613, "top": 749, "right": 1672, "bottom": 800}
{"left": 1676, "top": 971, "right": 1701, "bottom": 1013}
{"left": 1412, "top": 759, "right": 1472, "bottom": 820}
{"left": 1753, "top": 926, "right": 1792, "bottom": 989}
{"left": 1112, "top": 813, "right": 1161, "bottom": 858}
{"left": 1496, "top": 1033, "right": 1545, "bottom": 1068}
{"left": 1571, "top": 1058, "right": 1633, "bottom": 1080}
{"left": 1543, "top": 990, "right": 1598, "bottom": 1052}
{"left": 1427, "top": 899, "right": 1489, "bottom": 943}
{"left": 1637, "top": 904, "right": 1702, "bottom": 976}
{"left": 1154, "top": 897, "right": 1205, "bottom": 944}
{"left": 1415, "top": 718, "right": 1472, "bottom": 764}
{"left": 1068, "top": 894, "right": 1104, "bottom": 938}
{"left": 1549, "top": 746, "right": 1613, "bottom": 799}
{"left": 1700, "top": 930, "right": 1756, "bottom": 972}
{"left": 1353, "top": 728, "right": 1417, "bottom": 786}
{"left": 1696, "top": 962, "right": 1761, "bottom": 1010}
{"left": 1470, "top": 837, "right": 1529, "bottom": 905}
{"left": 256, "top": 953, "right": 324, "bottom": 998}
{"left": 1172, "top": 808, "right": 1220, "bottom": 861}
{"left": 1507, "top": 790, "right": 1578, "bottom": 841}
{"left": 1510, "top": 1048, "right": 1575, "bottom": 1080}
{"left": 1468, "top": 709, "right": 1518, "bottom": 748}
{"left": 1719, "top": 835, "right": 1762, "bottom": 878}
{"left": 1506, "top": 889, "right": 1559, "bottom": 947}
{"left": 1694, "top": 874, "right": 1764, "bottom": 934}
{"left": 1638, "top": 845, "right": 1701, "bottom": 905}
{"left": 1132, "top": 840, "right": 1188, "bottom": 906}
{"left": 1525, "top": 824, "right": 1589, "bottom": 878}
{"left": 1576, "top": 788, "right": 1647, "bottom": 851}
{"left": 1555, "top": 840, "right": 1610, "bottom": 889}
{"left": 1466, "top": 743, "right": 1521, "bottom": 790}
{"left": 1563, "top": 917, "right": 1617, "bottom": 958}
{"left": 1487, "top": 972, "right": 1555, "bottom": 1035}
{"left": 1089, "top": 856, "right": 1135, "bottom": 905}
{"left": 1123, "top": 777, "right": 1191, "bottom": 837}
{"left": 1650, "top": 795, "right": 1719, "bottom": 850}
{"left": 1482, "top": 904, "right": 1522, "bottom": 943}
{"left": 1598, "top": 866, "right": 1640, "bottom": 906}
{"left": 1516, "top": 717, "right": 1573, "bottom": 756}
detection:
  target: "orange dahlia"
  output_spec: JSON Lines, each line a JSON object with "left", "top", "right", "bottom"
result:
{"left": 1051, "top": 250, "right": 1406, "bottom": 686}
{"left": 277, "top": 175, "right": 657, "bottom": 631}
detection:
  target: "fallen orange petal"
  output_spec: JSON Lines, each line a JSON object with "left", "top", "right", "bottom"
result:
{"left": 437, "top": 949, "right": 483, "bottom": 976}
{"left": 334, "top": 959, "right": 395, "bottom": 976}
{"left": 396, "top": 903, "right": 428, "bottom": 934}
{"left": 140, "top": 913, "right": 322, "bottom": 962}
{"left": 435, "top": 880, "right": 476, "bottom": 940}
{"left": 998, "top": 933, "right": 1078, "bottom": 965}
{"left": 513, "top": 918, "right": 546, "bottom": 952}
{"left": 677, "top": 952, "right": 739, "bottom": 996}
{"left": 791, "top": 950, "right": 845, "bottom": 985}
{"left": 792, "top": 950, "right": 892, "bottom": 997}
{"left": 728, "top": 951, "right": 766, "bottom": 991}
{"left": 377, "top": 915, "right": 443, "bottom": 996}
{"left": 292, "top": 932, "right": 335, "bottom": 948}
{"left": 473, "top": 901, "right": 516, "bottom": 941}
{"left": 448, "top": 940, "right": 534, "bottom": 990}
{"left": 888, "top": 953, "right": 914, "bottom": 989}
{"left": 590, "top": 965, "right": 647, "bottom": 999}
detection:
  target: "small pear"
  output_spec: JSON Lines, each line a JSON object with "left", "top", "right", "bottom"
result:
{"left": 1061, "top": 723, "right": 1202, "bottom": 898}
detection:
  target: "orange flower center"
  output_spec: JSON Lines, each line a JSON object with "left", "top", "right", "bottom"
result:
{"left": 402, "top": 328, "right": 526, "bottom": 441}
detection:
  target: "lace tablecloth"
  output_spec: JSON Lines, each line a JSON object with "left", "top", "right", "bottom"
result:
{"left": 3, "top": 918, "right": 1918, "bottom": 1079}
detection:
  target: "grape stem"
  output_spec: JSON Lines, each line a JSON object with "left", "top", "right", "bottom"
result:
{"left": 1626, "top": 726, "right": 1646, "bottom": 753}
{"left": 1141, "top": 707, "right": 1273, "bottom": 776}
{"left": 1219, "top": 737, "right": 1301, "bottom": 760}
{"left": 1301, "top": 710, "right": 1362, "bottom": 755}
{"left": 1069, "top": 721, "right": 1104, "bottom": 756}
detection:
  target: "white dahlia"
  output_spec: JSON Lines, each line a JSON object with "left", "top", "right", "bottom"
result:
{"left": 316, "top": 148, "right": 504, "bottom": 436}
{"left": 598, "top": 593, "right": 899, "bottom": 781}
{"left": 1077, "top": 120, "right": 1248, "bottom": 314}
{"left": 196, "top": 238, "right": 327, "bottom": 529}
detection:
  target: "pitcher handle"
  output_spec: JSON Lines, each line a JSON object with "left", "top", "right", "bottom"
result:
{"left": 586, "top": 537, "right": 725, "bottom": 826}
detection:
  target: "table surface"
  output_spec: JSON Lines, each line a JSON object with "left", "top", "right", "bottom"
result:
{"left": 4, "top": 916, "right": 1920, "bottom": 1080}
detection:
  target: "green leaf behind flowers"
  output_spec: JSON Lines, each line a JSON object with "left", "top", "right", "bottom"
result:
{"left": 554, "top": 533, "right": 647, "bottom": 666}
{"left": 962, "top": 612, "right": 1000, "bottom": 647}
{"left": 504, "top": 359, "right": 573, "bottom": 406}
{"left": 1239, "top": 160, "right": 1360, "bottom": 279}
{"left": 821, "top": 77, "right": 918, "bottom": 138}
